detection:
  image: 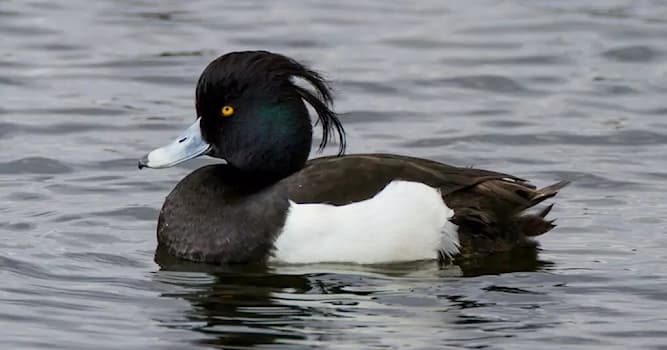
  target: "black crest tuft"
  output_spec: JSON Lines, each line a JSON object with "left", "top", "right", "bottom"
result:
{"left": 201, "top": 51, "right": 347, "bottom": 155}
{"left": 260, "top": 51, "right": 346, "bottom": 155}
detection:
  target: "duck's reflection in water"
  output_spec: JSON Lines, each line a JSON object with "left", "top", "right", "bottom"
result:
{"left": 153, "top": 246, "right": 550, "bottom": 348}
{"left": 456, "top": 246, "right": 552, "bottom": 277}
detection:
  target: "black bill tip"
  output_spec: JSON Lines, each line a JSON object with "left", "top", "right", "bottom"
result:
{"left": 138, "top": 155, "right": 149, "bottom": 170}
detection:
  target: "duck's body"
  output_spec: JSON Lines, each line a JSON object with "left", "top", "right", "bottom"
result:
{"left": 155, "top": 153, "right": 566, "bottom": 264}
{"left": 140, "top": 51, "right": 567, "bottom": 265}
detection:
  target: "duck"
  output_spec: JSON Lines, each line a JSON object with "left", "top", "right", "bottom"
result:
{"left": 138, "top": 50, "right": 568, "bottom": 265}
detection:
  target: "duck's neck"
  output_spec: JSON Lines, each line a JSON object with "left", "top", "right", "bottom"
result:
{"left": 218, "top": 165, "right": 295, "bottom": 188}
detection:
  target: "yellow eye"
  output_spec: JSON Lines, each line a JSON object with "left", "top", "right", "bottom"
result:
{"left": 221, "top": 105, "right": 234, "bottom": 117}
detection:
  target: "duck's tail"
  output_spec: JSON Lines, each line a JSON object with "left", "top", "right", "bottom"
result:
{"left": 448, "top": 179, "right": 569, "bottom": 256}
{"left": 517, "top": 181, "right": 569, "bottom": 237}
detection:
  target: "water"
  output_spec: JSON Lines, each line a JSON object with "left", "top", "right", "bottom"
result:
{"left": 2, "top": 0, "right": 667, "bottom": 348}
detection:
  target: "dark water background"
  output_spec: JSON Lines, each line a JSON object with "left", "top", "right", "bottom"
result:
{"left": 2, "top": 1, "right": 667, "bottom": 349}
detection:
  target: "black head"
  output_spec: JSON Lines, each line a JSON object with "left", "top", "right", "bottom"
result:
{"left": 195, "top": 50, "right": 345, "bottom": 181}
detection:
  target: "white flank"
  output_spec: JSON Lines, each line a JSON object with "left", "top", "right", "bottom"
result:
{"left": 271, "top": 181, "right": 460, "bottom": 264}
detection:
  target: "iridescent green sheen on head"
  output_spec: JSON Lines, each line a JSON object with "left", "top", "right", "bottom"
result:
{"left": 255, "top": 104, "right": 295, "bottom": 137}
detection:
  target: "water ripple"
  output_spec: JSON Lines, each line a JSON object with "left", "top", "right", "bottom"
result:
{"left": 0, "top": 157, "right": 73, "bottom": 174}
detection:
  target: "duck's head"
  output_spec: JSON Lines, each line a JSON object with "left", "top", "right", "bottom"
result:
{"left": 139, "top": 50, "right": 345, "bottom": 180}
